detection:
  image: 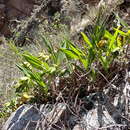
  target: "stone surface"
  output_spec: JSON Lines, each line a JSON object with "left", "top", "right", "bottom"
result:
{"left": 6, "top": 0, "right": 34, "bottom": 19}
{"left": 0, "top": 0, "right": 127, "bottom": 36}
{"left": 82, "top": 108, "right": 116, "bottom": 129}
{"left": 2, "top": 98, "right": 129, "bottom": 130}
{"left": 2, "top": 103, "right": 68, "bottom": 130}
{"left": 0, "top": 0, "right": 34, "bottom": 36}
{"left": 2, "top": 105, "right": 42, "bottom": 130}
{"left": 0, "top": 4, "right": 10, "bottom": 36}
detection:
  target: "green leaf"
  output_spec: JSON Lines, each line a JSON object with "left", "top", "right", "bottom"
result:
{"left": 16, "top": 64, "right": 30, "bottom": 77}
{"left": 88, "top": 48, "right": 95, "bottom": 66}
{"left": 80, "top": 58, "right": 88, "bottom": 69}
{"left": 48, "top": 66, "right": 56, "bottom": 74}
{"left": 114, "top": 28, "right": 128, "bottom": 36}
{"left": 100, "top": 56, "right": 110, "bottom": 71}
{"left": 22, "top": 53, "right": 43, "bottom": 69}
{"left": 41, "top": 35, "right": 54, "bottom": 53}
{"left": 107, "top": 27, "right": 119, "bottom": 55}
{"left": 111, "top": 47, "right": 120, "bottom": 53}
{"left": 15, "top": 77, "right": 29, "bottom": 93}
{"left": 17, "top": 63, "right": 46, "bottom": 88}
{"left": 70, "top": 44, "right": 83, "bottom": 56}
{"left": 22, "top": 52, "right": 50, "bottom": 71}
{"left": 104, "top": 30, "right": 113, "bottom": 39}
{"left": 61, "top": 48, "right": 79, "bottom": 59}
{"left": 56, "top": 50, "right": 66, "bottom": 65}
{"left": 81, "top": 32, "right": 93, "bottom": 48}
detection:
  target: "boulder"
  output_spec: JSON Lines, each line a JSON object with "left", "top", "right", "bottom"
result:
{"left": 6, "top": 0, "right": 34, "bottom": 19}
{"left": 0, "top": 4, "right": 10, "bottom": 36}
{"left": 2, "top": 105, "right": 42, "bottom": 130}
{"left": 2, "top": 103, "right": 68, "bottom": 130}
{"left": 2, "top": 98, "right": 128, "bottom": 130}
{"left": 0, "top": 0, "right": 34, "bottom": 36}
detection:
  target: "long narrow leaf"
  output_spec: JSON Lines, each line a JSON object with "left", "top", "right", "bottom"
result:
{"left": 61, "top": 48, "right": 79, "bottom": 59}
{"left": 81, "top": 32, "right": 93, "bottom": 48}
{"left": 16, "top": 64, "right": 30, "bottom": 77}
{"left": 22, "top": 53, "right": 50, "bottom": 71}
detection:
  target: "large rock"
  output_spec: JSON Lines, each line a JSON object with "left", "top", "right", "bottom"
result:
{"left": 0, "top": 4, "right": 10, "bottom": 36}
{"left": 2, "top": 105, "right": 42, "bottom": 130}
{"left": 0, "top": 0, "right": 127, "bottom": 37}
{"left": 2, "top": 103, "right": 68, "bottom": 130}
{"left": 2, "top": 96, "right": 129, "bottom": 130}
{"left": 0, "top": 0, "right": 34, "bottom": 36}
{"left": 6, "top": 0, "right": 34, "bottom": 19}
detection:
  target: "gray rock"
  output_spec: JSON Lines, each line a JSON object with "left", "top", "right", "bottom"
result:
{"left": 3, "top": 90, "right": 130, "bottom": 130}
{"left": 2, "top": 105, "right": 43, "bottom": 130}
{"left": 71, "top": 107, "right": 116, "bottom": 130}
{"left": 84, "top": 108, "right": 116, "bottom": 129}
{"left": 38, "top": 103, "right": 68, "bottom": 130}
{"left": 2, "top": 103, "right": 68, "bottom": 130}
{"left": 73, "top": 124, "right": 82, "bottom": 130}
{"left": 125, "top": 0, "right": 130, "bottom": 3}
{"left": 2, "top": 101, "right": 127, "bottom": 130}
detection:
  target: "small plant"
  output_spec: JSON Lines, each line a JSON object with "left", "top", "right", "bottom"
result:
{"left": 0, "top": 99, "right": 17, "bottom": 119}
{"left": 13, "top": 35, "right": 74, "bottom": 102}
{"left": 8, "top": 10, "right": 129, "bottom": 105}
{"left": 61, "top": 26, "right": 129, "bottom": 72}
{"left": 13, "top": 25, "right": 129, "bottom": 103}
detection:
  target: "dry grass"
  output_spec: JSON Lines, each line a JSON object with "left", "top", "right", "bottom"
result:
{"left": 0, "top": 40, "right": 21, "bottom": 127}
{"left": 0, "top": 38, "right": 44, "bottom": 128}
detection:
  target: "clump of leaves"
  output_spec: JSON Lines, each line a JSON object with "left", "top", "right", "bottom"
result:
{"left": 13, "top": 36, "right": 74, "bottom": 103}
{"left": 62, "top": 26, "right": 129, "bottom": 71}
{"left": 13, "top": 25, "right": 129, "bottom": 104}
{"left": 9, "top": 10, "right": 129, "bottom": 105}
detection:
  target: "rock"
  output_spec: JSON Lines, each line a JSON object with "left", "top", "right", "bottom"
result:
{"left": 119, "top": 0, "right": 130, "bottom": 25}
{"left": 0, "top": 0, "right": 126, "bottom": 37}
{"left": 40, "top": 103, "right": 68, "bottom": 130}
{"left": 2, "top": 103, "right": 68, "bottom": 130}
{"left": 0, "top": 4, "right": 11, "bottom": 36}
{"left": 0, "top": 4, "right": 6, "bottom": 29}
{"left": 125, "top": 0, "right": 130, "bottom": 3}
{"left": 6, "top": 0, "right": 34, "bottom": 19}
{"left": 70, "top": 0, "right": 124, "bottom": 35}
{"left": 2, "top": 99, "right": 128, "bottom": 130}
{"left": 2, "top": 105, "right": 43, "bottom": 130}
{"left": 73, "top": 124, "right": 82, "bottom": 130}
{"left": 82, "top": 0, "right": 100, "bottom": 5}
{"left": 82, "top": 108, "right": 116, "bottom": 129}
{"left": 0, "top": 0, "right": 35, "bottom": 36}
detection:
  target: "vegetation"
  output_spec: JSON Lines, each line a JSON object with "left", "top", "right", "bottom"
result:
{"left": 0, "top": 2, "right": 130, "bottom": 129}
{"left": 1, "top": 23, "right": 129, "bottom": 108}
